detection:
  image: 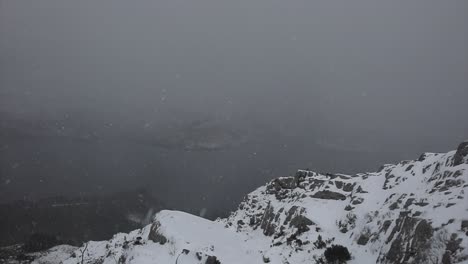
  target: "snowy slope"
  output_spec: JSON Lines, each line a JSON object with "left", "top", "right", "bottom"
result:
{"left": 36, "top": 141, "right": 468, "bottom": 264}
{"left": 53, "top": 211, "right": 266, "bottom": 264}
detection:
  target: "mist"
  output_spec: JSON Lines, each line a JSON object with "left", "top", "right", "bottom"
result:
{"left": 1, "top": 0, "right": 467, "bottom": 217}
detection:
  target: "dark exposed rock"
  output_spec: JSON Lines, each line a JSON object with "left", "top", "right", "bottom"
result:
{"left": 324, "top": 244, "right": 351, "bottom": 263}
{"left": 389, "top": 201, "right": 399, "bottom": 210}
{"left": 260, "top": 203, "right": 277, "bottom": 236}
{"left": 414, "top": 201, "right": 429, "bottom": 207}
{"left": 412, "top": 211, "right": 422, "bottom": 217}
{"left": 453, "top": 170, "right": 463, "bottom": 178}
{"left": 356, "top": 186, "right": 368, "bottom": 193}
{"left": 295, "top": 170, "right": 307, "bottom": 178}
{"left": 461, "top": 220, "right": 468, "bottom": 232}
{"left": 405, "top": 164, "right": 414, "bottom": 172}
{"left": 387, "top": 216, "right": 405, "bottom": 243}
{"left": 148, "top": 221, "right": 167, "bottom": 245}
{"left": 289, "top": 215, "right": 314, "bottom": 233}
{"left": 205, "top": 255, "right": 221, "bottom": 264}
{"left": 404, "top": 198, "right": 415, "bottom": 209}
{"left": 446, "top": 233, "right": 462, "bottom": 253}
{"left": 252, "top": 203, "right": 316, "bottom": 242}
{"left": 351, "top": 197, "right": 364, "bottom": 205}
{"left": 385, "top": 194, "right": 397, "bottom": 203}
{"left": 383, "top": 173, "right": 396, "bottom": 190}
{"left": 453, "top": 141, "right": 468, "bottom": 166}
{"left": 335, "top": 181, "right": 343, "bottom": 189}
{"left": 311, "top": 191, "right": 346, "bottom": 201}
{"left": 385, "top": 216, "right": 433, "bottom": 264}
{"left": 282, "top": 206, "right": 314, "bottom": 234}
{"left": 399, "top": 211, "right": 411, "bottom": 217}
{"left": 422, "top": 164, "right": 432, "bottom": 174}
{"left": 418, "top": 153, "right": 429, "bottom": 161}
{"left": 357, "top": 233, "right": 370, "bottom": 245}
{"left": 308, "top": 179, "right": 326, "bottom": 190}
{"left": 269, "top": 177, "right": 297, "bottom": 190}
{"left": 342, "top": 183, "right": 355, "bottom": 192}
{"left": 313, "top": 235, "right": 327, "bottom": 249}
{"left": 284, "top": 206, "right": 299, "bottom": 223}
{"left": 443, "top": 171, "right": 453, "bottom": 179}
{"left": 337, "top": 213, "right": 356, "bottom": 234}
{"left": 440, "top": 234, "right": 464, "bottom": 264}
{"left": 434, "top": 162, "right": 441, "bottom": 173}
{"left": 380, "top": 220, "right": 392, "bottom": 234}
{"left": 265, "top": 176, "right": 306, "bottom": 200}
{"left": 443, "top": 179, "right": 464, "bottom": 189}
{"left": 134, "top": 236, "right": 143, "bottom": 245}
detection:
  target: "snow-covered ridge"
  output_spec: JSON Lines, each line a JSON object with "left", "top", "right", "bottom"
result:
{"left": 35, "top": 141, "right": 468, "bottom": 264}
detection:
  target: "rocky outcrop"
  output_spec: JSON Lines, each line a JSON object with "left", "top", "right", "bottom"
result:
{"left": 453, "top": 141, "right": 468, "bottom": 166}
{"left": 257, "top": 203, "right": 314, "bottom": 241}
{"left": 381, "top": 215, "right": 433, "bottom": 264}
{"left": 148, "top": 221, "right": 167, "bottom": 244}
{"left": 224, "top": 142, "right": 468, "bottom": 264}
{"left": 259, "top": 203, "right": 277, "bottom": 236}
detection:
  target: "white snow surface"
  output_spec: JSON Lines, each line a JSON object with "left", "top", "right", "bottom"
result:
{"left": 37, "top": 143, "right": 468, "bottom": 264}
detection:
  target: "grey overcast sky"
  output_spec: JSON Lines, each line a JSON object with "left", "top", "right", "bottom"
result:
{"left": 1, "top": 0, "right": 467, "bottom": 214}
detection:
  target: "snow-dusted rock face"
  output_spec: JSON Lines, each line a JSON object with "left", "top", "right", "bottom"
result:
{"left": 223, "top": 141, "right": 468, "bottom": 264}
{"left": 35, "top": 142, "right": 468, "bottom": 264}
